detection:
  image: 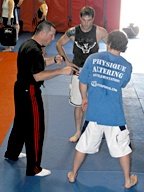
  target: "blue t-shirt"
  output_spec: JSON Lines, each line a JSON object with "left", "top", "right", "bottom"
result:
{"left": 79, "top": 51, "right": 132, "bottom": 126}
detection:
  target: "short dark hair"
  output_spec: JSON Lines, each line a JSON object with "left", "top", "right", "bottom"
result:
{"left": 107, "top": 30, "right": 128, "bottom": 52}
{"left": 34, "top": 20, "right": 55, "bottom": 35}
{"left": 80, "top": 6, "right": 95, "bottom": 18}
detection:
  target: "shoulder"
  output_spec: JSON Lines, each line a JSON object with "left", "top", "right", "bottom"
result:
{"left": 121, "top": 56, "right": 132, "bottom": 67}
{"left": 96, "top": 25, "right": 107, "bottom": 33}
{"left": 96, "top": 25, "right": 108, "bottom": 42}
{"left": 66, "top": 27, "right": 76, "bottom": 38}
{"left": 9, "top": 0, "right": 14, "bottom": 3}
{"left": 57, "top": 26, "right": 77, "bottom": 44}
{"left": 41, "top": 3, "right": 48, "bottom": 9}
{"left": 8, "top": 0, "right": 14, "bottom": 6}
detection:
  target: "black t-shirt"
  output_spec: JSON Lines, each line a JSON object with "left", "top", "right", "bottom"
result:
{"left": 73, "top": 25, "right": 99, "bottom": 67}
{"left": 17, "top": 39, "right": 44, "bottom": 87}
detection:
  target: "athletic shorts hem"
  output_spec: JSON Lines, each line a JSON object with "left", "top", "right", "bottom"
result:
{"left": 111, "top": 149, "right": 132, "bottom": 158}
{"left": 69, "top": 99, "right": 82, "bottom": 107}
{"left": 75, "top": 146, "right": 99, "bottom": 154}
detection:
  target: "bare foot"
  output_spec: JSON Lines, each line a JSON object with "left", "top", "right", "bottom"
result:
{"left": 67, "top": 171, "right": 77, "bottom": 183}
{"left": 2, "top": 48, "right": 12, "bottom": 52}
{"left": 124, "top": 175, "right": 138, "bottom": 189}
{"left": 69, "top": 131, "right": 81, "bottom": 143}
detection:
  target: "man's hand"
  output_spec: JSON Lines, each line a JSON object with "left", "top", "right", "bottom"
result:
{"left": 54, "top": 55, "right": 66, "bottom": 64}
{"left": 61, "top": 66, "right": 72, "bottom": 75}
{"left": 61, "top": 65, "right": 79, "bottom": 75}
{"left": 65, "top": 62, "right": 80, "bottom": 75}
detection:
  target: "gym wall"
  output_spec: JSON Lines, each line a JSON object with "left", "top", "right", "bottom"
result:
{"left": 0, "top": 0, "right": 121, "bottom": 32}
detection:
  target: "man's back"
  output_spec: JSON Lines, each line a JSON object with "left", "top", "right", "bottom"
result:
{"left": 79, "top": 51, "right": 132, "bottom": 125}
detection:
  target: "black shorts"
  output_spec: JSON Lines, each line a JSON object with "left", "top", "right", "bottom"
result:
{"left": 2, "top": 17, "right": 14, "bottom": 26}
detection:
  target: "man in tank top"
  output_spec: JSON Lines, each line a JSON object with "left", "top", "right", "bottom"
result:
{"left": 56, "top": 6, "right": 108, "bottom": 143}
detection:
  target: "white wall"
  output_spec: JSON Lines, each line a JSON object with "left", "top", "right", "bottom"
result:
{"left": 120, "top": 0, "right": 144, "bottom": 36}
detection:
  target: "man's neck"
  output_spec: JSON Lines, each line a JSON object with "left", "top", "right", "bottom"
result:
{"left": 32, "top": 36, "right": 42, "bottom": 46}
{"left": 80, "top": 25, "right": 93, "bottom": 33}
{"left": 108, "top": 48, "right": 120, "bottom": 56}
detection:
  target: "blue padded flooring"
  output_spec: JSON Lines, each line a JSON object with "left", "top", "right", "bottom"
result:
{"left": 0, "top": 33, "right": 144, "bottom": 192}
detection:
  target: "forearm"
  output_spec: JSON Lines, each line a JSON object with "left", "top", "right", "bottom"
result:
{"left": 56, "top": 36, "right": 72, "bottom": 65}
{"left": 44, "top": 55, "right": 64, "bottom": 66}
{"left": 44, "top": 56, "right": 55, "bottom": 66}
{"left": 80, "top": 82, "right": 88, "bottom": 111}
{"left": 56, "top": 45, "right": 69, "bottom": 63}
{"left": 79, "top": 82, "right": 87, "bottom": 99}
{"left": 33, "top": 68, "right": 64, "bottom": 82}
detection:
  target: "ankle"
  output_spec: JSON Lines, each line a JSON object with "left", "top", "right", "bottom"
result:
{"left": 76, "top": 130, "right": 81, "bottom": 135}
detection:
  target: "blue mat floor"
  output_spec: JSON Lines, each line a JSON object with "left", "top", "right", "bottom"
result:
{"left": 0, "top": 32, "right": 144, "bottom": 192}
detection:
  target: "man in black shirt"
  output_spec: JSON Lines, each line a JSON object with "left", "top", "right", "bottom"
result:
{"left": 4, "top": 20, "right": 75, "bottom": 176}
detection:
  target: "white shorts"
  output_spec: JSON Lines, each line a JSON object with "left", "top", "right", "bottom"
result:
{"left": 69, "top": 75, "right": 82, "bottom": 106}
{"left": 76, "top": 121, "right": 132, "bottom": 158}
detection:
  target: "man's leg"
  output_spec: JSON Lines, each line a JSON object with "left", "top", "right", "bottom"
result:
{"left": 67, "top": 150, "right": 86, "bottom": 182}
{"left": 15, "top": 23, "right": 20, "bottom": 40}
{"left": 69, "top": 106, "right": 84, "bottom": 142}
{"left": 119, "top": 154, "right": 138, "bottom": 189}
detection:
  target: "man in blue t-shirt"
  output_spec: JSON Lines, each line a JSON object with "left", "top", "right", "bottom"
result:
{"left": 67, "top": 30, "right": 138, "bottom": 189}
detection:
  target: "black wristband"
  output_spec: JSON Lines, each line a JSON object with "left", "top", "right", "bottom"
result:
{"left": 61, "top": 55, "right": 65, "bottom": 61}
{"left": 54, "top": 56, "right": 57, "bottom": 63}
